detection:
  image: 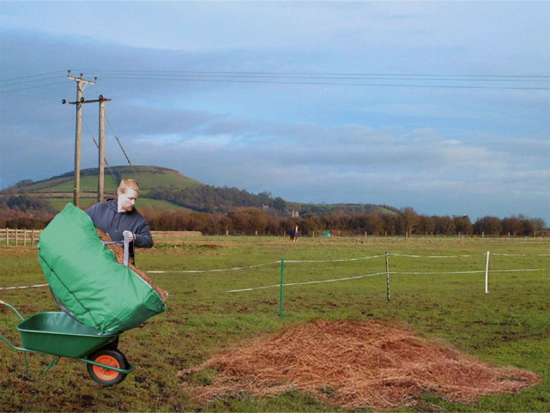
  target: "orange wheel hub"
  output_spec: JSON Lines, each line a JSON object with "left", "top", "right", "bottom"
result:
{"left": 92, "top": 355, "right": 120, "bottom": 381}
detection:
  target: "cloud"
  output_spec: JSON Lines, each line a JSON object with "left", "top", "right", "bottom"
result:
{"left": 0, "top": 2, "right": 548, "bottom": 223}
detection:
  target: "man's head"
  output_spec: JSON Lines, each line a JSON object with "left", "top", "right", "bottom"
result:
{"left": 117, "top": 179, "right": 140, "bottom": 212}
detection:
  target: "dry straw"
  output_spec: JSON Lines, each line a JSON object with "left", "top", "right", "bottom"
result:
{"left": 97, "top": 228, "right": 168, "bottom": 302}
{"left": 179, "top": 319, "right": 540, "bottom": 410}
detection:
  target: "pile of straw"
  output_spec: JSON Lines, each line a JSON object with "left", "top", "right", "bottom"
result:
{"left": 178, "top": 319, "right": 540, "bottom": 410}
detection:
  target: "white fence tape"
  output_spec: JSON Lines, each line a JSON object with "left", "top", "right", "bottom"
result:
{"left": 284, "top": 254, "right": 385, "bottom": 264}
{"left": 390, "top": 253, "right": 473, "bottom": 258}
{"left": 224, "top": 272, "right": 386, "bottom": 293}
{"left": 392, "top": 268, "right": 545, "bottom": 276}
{"left": 147, "top": 261, "right": 280, "bottom": 274}
{"left": 0, "top": 283, "right": 49, "bottom": 291}
{"left": 2, "top": 251, "right": 546, "bottom": 292}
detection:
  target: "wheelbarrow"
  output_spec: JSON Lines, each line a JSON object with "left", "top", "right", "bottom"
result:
{"left": 0, "top": 300, "right": 133, "bottom": 386}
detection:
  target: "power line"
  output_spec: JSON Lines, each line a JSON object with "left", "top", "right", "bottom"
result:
{"left": 0, "top": 70, "right": 66, "bottom": 83}
{"left": 82, "top": 69, "right": 550, "bottom": 90}
{"left": 3, "top": 70, "right": 548, "bottom": 94}
{"left": 106, "top": 116, "right": 138, "bottom": 176}
{"left": 0, "top": 80, "right": 68, "bottom": 94}
{"left": 0, "top": 71, "right": 69, "bottom": 97}
{"left": 84, "top": 69, "right": 550, "bottom": 80}
{"left": 83, "top": 119, "right": 117, "bottom": 183}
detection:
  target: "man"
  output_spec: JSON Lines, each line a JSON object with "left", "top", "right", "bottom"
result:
{"left": 86, "top": 178, "right": 153, "bottom": 261}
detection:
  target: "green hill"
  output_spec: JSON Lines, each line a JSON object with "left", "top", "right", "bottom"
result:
{"left": 2, "top": 165, "right": 396, "bottom": 216}
{"left": 5, "top": 165, "right": 203, "bottom": 212}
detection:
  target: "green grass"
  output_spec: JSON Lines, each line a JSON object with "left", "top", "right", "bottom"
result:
{"left": 0, "top": 236, "right": 548, "bottom": 412}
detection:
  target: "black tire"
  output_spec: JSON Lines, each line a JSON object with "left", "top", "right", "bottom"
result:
{"left": 99, "top": 336, "right": 120, "bottom": 351}
{"left": 87, "top": 349, "right": 129, "bottom": 386}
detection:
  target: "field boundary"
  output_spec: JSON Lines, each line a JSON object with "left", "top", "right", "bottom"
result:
{"left": 3, "top": 252, "right": 545, "bottom": 300}
{"left": 0, "top": 228, "right": 42, "bottom": 246}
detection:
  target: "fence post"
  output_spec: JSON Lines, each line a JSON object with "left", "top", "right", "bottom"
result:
{"left": 485, "top": 251, "right": 490, "bottom": 294}
{"left": 15, "top": 229, "right": 19, "bottom": 246}
{"left": 385, "top": 251, "right": 391, "bottom": 301}
{"left": 279, "top": 258, "right": 285, "bottom": 317}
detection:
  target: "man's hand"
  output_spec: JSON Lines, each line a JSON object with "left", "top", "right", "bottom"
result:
{"left": 123, "top": 230, "right": 134, "bottom": 242}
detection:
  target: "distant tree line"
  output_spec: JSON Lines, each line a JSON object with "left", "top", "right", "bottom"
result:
{"left": 0, "top": 194, "right": 56, "bottom": 229}
{"left": 0, "top": 194, "right": 546, "bottom": 237}
{"left": 145, "top": 206, "right": 547, "bottom": 237}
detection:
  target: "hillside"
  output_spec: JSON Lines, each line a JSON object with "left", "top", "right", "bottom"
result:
{"left": 1, "top": 165, "right": 396, "bottom": 216}
{"left": 12, "top": 165, "right": 203, "bottom": 195}
{"left": 5, "top": 166, "right": 203, "bottom": 211}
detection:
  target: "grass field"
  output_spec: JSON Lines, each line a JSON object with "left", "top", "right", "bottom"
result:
{"left": 0, "top": 236, "right": 548, "bottom": 412}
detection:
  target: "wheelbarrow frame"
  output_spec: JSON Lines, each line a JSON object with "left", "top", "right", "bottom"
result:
{"left": 1, "top": 232, "right": 139, "bottom": 384}
{"left": 0, "top": 300, "right": 134, "bottom": 382}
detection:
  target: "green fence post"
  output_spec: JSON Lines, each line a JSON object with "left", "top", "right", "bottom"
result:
{"left": 385, "top": 251, "right": 391, "bottom": 301}
{"left": 279, "top": 258, "right": 285, "bottom": 317}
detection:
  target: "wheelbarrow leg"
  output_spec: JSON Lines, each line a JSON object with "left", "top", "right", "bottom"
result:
{"left": 23, "top": 353, "right": 60, "bottom": 381}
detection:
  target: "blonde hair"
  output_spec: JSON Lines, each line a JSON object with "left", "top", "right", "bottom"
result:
{"left": 118, "top": 178, "right": 140, "bottom": 195}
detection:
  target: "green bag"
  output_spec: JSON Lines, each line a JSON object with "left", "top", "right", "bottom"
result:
{"left": 37, "top": 203, "right": 166, "bottom": 333}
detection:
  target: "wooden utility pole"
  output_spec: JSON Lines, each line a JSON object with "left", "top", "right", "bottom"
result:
{"left": 66, "top": 94, "right": 112, "bottom": 202}
{"left": 64, "top": 71, "right": 96, "bottom": 208}
{"left": 67, "top": 94, "right": 112, "bottom": 202}
{"left": 97, "top": 95, "right": 112, "bottom": 202}
{"left": 98, "top": 97, "right": 106, "bottom": 202}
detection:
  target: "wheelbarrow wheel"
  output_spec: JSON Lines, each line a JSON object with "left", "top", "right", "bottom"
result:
{"left": 87, "top": 349, "right": 129, "bottom": 386}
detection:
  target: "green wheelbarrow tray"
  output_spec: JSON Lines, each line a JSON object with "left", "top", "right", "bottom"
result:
{"left": 1, "top": 301, "right": 134, "bottom": 385}
{"left": 18, "top": 312, "right": 120, "bottom": 358}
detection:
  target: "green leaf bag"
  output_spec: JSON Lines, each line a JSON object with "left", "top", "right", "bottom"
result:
{"left": 38, "top": 203, "right": 166, "bottom": 333}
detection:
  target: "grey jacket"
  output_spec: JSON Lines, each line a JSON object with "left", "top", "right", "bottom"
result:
{"left": 85, "top": 199, "right": 153, "bottom": 258}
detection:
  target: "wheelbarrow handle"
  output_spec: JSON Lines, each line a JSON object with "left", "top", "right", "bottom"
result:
{"left": 0, "top": 301, "right": 25, "bottom": 321}
{"left": 0, "top": 301, "right": 25, "bottom": 352}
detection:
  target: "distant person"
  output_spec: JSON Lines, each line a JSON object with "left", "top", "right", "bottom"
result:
{"left": 86, "top": 178, "right": 153, "bottom": 261}
{"left": 289, "top": 225, "right": 300, "bottom": 242}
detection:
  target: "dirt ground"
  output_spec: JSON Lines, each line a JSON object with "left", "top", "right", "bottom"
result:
{"left": 178, "top": 319, "right": 540, "bottom": 411}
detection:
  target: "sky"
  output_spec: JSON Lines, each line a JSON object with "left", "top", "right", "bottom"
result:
{"left": 0, "top": 1, "right": 549, "bottom": 224}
